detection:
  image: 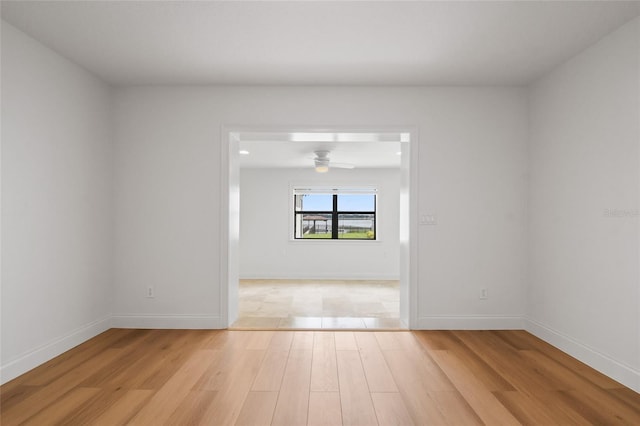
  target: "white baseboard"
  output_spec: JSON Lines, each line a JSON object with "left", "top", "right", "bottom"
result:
{"left": 416, "top": 315, "right": 524, "bottom": 330}
{"left": 111, "top": 314, "right": 223, "bottom": 329}
{"left": 525, "top": 318, "right": 640, "bottom": 393}
{"left": 0, "top": 315, "right": 112, "bottom": 385}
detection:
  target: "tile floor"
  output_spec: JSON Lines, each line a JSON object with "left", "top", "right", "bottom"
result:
{"left": 230, "top": 279, "right": 403, "bottom": 330}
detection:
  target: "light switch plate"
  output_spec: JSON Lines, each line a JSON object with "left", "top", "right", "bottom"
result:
{"left": 420, "top": 214, "right": 437, "bottom": 225}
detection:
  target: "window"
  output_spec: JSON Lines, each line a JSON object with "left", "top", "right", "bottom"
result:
{"left": 294, "top": 188, "right": 376, "bottom": 240}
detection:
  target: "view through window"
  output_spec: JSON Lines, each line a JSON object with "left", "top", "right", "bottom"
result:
{"left": 293, "top": 189, "right": 376, "bottom": 240}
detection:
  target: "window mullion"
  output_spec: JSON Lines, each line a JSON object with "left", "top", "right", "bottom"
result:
{"left": 331, "top": 194, "right": 339, "bottom": 239}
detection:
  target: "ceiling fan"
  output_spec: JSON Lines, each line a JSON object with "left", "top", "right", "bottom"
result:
{"left": 313, "top": 150, "right": 355, "bottom": 173}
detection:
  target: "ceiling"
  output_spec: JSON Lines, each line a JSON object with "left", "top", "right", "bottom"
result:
{"left": 2, "top": 1, "right": 639, "bottom": 87}
{"left": 235, "top": 132, "right": 405, "bottom": 169}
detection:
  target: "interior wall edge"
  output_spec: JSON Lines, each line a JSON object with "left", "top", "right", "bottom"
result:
{"left": 0, "top": 315, "right": 112, "bottom": 386}
{"left": 525, "top": 317, "right": 640, "bottom": 393}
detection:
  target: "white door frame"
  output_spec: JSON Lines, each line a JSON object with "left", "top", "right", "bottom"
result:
{"left": 219, "top": 125, "right": 419, "bottom": 329}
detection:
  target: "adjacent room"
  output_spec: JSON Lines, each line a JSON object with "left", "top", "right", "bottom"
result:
{"left": 1, "top": 1, "right": 639, "bottom": 424}
{"left": 232, "top": 131, "right": 406, "bottom": 329}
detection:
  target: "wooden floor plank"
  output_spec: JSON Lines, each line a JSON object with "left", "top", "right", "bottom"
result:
{"left": 336, "top": 350, "right": 379, "bottom": 425}
{"left": 200, "top": 349, "right": 266, "bottom": 425}
{"left": 492, "top": 329, "right": 542, "bottom": 350}
{"left": 429, "top": 390, "right": 484, "bottom": 425}
{"left": 370, "top": 392, "right": 415, "bottom": 426}
{"left": 453, "top": 330, "right": 568, "bottom": 394}
{"left": 308, "top": 392, "right": 343, "bottom": 426}
{"left": 334, "top": 332, "right": 358, "bottom": 350}
{"left": 310, "top": 332, "right": 339, "bottom": 392}
{"left": 214, "top": 330, "right": 260, "bottom": 352}
{"left": 414, "top": 330, "right": 516, "bottom": 392}
{"left": 556, "top": 388, "right": 640, "bottom": 425}
{"left": 493, "top": 390, "right": 568, "bottom": 425}
{"left": 19, "top": 329, "right": 143, "bottom": 388}
{"left": 85, "top": 329, "right": 195, "bottom": 390}
{"left": 54, "top": 387, "right": 140, "bottom": 425}
{"left": 291, "top": 331, "right": 315, "bottom": 351}
{"left": 380, "top": 349, "right": 449, "bottom": 425}
{"left": 195, "top": 329, "right": 227, "bottom": 350}
{"left": 373, "top": 331, "right": 402, "bottom": 351}
{"left": 194, "top": 332, "right": 263, "bottom": 392}
{"left": 0, "top": 348, "right": 126, "bottom": 425}
{"left": 2, "top": 329, "right": 638, "bottom": 425}
{"left": 246, "top": 331, "right": 276, "bottom": 350}
{"left": 235, "top": 391, "right": 279, "bottom": 426}
{"left": 496, "top": 330, "right": 623, "bottom": 390}
{"left": 532, "top": 390, "right": 595, "bottom": 424}
{"left": 190, "top": 349, "right": 228, "bottom": 391}
{"left": 90, "top": 389, "right": 154, "bottom": 426}
{"left": 267, "top": 331, "right": 294, "bottom": 352}
{"left": 384, "top": 341, "right": 454, "bottom": 393}
{"left": 21, "top": 387, "right": 101, "bottom": 426}
{"left": 252, "top": 350, "right": 289, "bottom": 391}
{"left": 165, "top": 390, "right": 218, "bottom": 425}
{"left": 411, "top": 330, "right": 455, "bottom": 351}
{"left": 0, "top": 384, "right": 41, "bottom": 413}
{"left": 610, "top": 387, "right": 640, "bottom": 412}
{"left": 138, "top": 330, "right": 222, "bottom": 390}
{"left": 518, "top": 349, "right": 599, "bottom": 392}
{"left": 355, "top": 333, "right": 398, "bottom": 392}
{"left": 80, "top": 330, "right": 171, "bottom": 387}
{"left": 271, "top": 349, "right": 313, "bottom": 426}
{"left": 128, "top": 349, "right": 218, "bottom": 424}
{"left": 429, "top": 349, "right": 522, "bottom": 425}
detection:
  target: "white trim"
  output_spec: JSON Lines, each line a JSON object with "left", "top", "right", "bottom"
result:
{"left": 224, "top": 125, "right": 417, "bottom": 329}
{"left": 292, "top": 187, "right": 378, "bottom": 195}
{"left": 289, "top": 239, "right": 386, "bottom": 245}
{"left": 417, "top": 315, "right": 524, "bottom": 330}
{"left": 219, "top": 126, "right": 233, "bottom": 328}
{"left": 525, "top": 318, "right": 640, "bottom": 393}
{"left": 111, "top": 314, "right": 223, "bottom": 329}
{"left": 406, "top": 128, "right": 419, "bottom": 329}
{"left": 0, "top": 315, "right": 112, "bottom": 385}
{"left": 239, "top": 274, "right": 400, "bottom": 281}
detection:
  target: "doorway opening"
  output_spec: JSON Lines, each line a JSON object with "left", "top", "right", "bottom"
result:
{"left": 222, "top": 129, "right": 417, "bottom": 330}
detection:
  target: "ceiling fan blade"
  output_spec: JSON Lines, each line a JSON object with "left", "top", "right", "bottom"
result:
{"left": 331, "top": 162, "right": 355, "bottom": 169}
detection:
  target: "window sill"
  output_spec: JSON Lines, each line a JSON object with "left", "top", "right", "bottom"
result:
{"left": 289, "top": 239, "right": 383, "bottom": 244}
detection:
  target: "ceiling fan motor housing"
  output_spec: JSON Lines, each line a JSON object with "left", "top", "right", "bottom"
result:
{"left": 314, "top": 150, "right": 331, "bottom": 171}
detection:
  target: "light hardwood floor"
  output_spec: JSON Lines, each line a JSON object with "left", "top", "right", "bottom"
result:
{"left": 2, "top": 329, "right": 639, "bottom": 425}
{"left": 232, "top": 279, "right": 402, "bottom": 330}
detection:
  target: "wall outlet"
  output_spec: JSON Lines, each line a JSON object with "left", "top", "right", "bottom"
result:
{"left": 480, "top": 288, "right": 488, "bottom": 300}
{"left": 146, "top": 286, "right": 155, "bottom": 298}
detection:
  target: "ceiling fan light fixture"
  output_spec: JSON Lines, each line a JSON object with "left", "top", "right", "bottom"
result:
{"left": 314, "top": 157, "right": 330, "bottom": 173}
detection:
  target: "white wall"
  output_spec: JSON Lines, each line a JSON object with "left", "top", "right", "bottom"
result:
{"left": 112, "top": 86, "right": 528, "bottom": 329}
{"left": 528, "top": 17, "right": 640, "bottom": 391}
{"left": 239, "top": 167, "right": 400, "bottom": 280}
{"left": 1, "top": 22, "right": 113, "bottom": 384}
